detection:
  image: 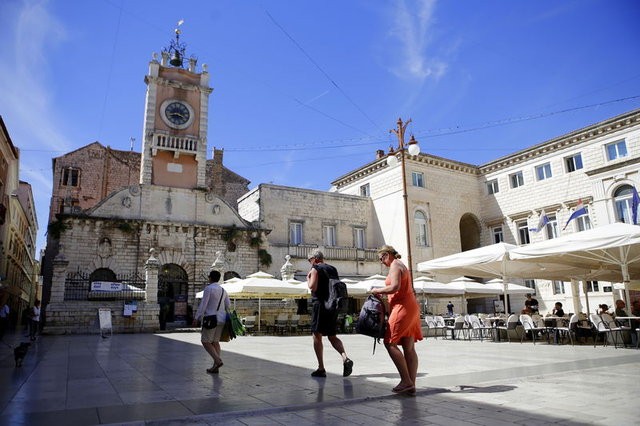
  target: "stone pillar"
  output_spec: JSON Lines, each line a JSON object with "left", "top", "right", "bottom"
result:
{"left": 280, "top": 255, "right": 295, "bottom": 281}
{"left": 50, "top": 249, "right": 69, "bottom": 303}
{"left": 145, "top": 248, "right": 160, "bottom": 303}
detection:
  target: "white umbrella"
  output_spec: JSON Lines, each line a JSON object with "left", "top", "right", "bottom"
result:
{"left": 446, "top": 276, "right": 501, "bottom": 314}
{"left": 219, "top": 271, "right": 308, "bottom": 331}
{"left": 413, "top": 276, "right": 464, "bottom": 295}
{"left": 484, "top": 278, "right": 532, "bottom": 295}
{"left": 510, "top": 223, "right": 640, "bottom": 308}
{"left": 417, "top": 242, "right": 607, "bottom": 314}
{"left": 347, "top": 274, "right": 387, "bottom": 293}
{"left": 196, "top": 276, "right": 243, "bottom": 299}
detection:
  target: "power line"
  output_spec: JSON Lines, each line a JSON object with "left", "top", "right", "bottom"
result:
{"left": 264, "top": 9, "right": 383, "bottom": 135}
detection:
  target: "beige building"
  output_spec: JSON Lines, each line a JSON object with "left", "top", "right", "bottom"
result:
{"left": 329, "top": 109, "right": 640, "bottom": 315}
{"left": 0, "top": 116, "right": 39, "bottom": 328}
{"left": 41, "top": 37, "right": 265, "bottom": 333}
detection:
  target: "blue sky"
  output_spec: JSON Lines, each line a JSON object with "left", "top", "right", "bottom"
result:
{"left": 1, "top": 0, "right": 640, "bottom": 256}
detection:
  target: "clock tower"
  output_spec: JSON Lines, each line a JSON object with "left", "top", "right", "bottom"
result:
{"left": 140, "top": 25, "right": 212, "bottom": 189}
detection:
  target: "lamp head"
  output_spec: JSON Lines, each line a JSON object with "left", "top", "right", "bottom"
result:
{"left": 407, "top": 135, "right": 420, "bottom": 155}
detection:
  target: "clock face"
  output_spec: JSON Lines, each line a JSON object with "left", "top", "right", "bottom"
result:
{"left": 164, "top": 102, "right": 190, "bottom": 126}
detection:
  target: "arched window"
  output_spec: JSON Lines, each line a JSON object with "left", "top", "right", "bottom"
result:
{"left": 414, "top": 211, "right": 429, "bottom": 246}
{"left": 614, "top": 185, "right": 634, "bottom": 223}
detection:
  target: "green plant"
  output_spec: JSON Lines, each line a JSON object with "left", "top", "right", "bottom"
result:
{"left": 223, "top": 225, "right": 241, "bottom": 243}
{"left": 249, "top": 234, "right": 263, "bottom": 249}
{"left": 47, "top": 220, "right": 68, "bottom": 239}
{"left": 117, "top": 222, "right": 134, "bottom": 233}
{"left": 258, "top": 249, "right": 272, "bottom": 268}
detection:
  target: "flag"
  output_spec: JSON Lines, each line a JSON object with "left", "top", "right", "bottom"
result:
{"left": 562, "top": 199, "right": 587, "bottom": 230}
{"left": 632, "top": 186, "right": 640, "bottom": 225}
{"left": 530, "top": 210, "right": 549, "bottom": 233}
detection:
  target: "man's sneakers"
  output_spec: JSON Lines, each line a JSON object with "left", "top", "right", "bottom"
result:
{"left": 343, "top": 358, "right": 354, "bottom": 377}
{"left": 311, "top": 368, "right": 326, "bottom": 377}
{"left": 311, "top": 359, "right": 353, "bottom": 378}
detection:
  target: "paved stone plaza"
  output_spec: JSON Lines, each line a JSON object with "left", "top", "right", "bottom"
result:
{"left": 1, "top": 331, "right": 638, "bottom": 425}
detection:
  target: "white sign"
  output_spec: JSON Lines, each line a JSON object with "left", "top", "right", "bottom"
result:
{"left": 91, "top": 281, "right": 123, "bottom": 292}
{"left": 98, "top": 308, "right": 112, "bottom": 331}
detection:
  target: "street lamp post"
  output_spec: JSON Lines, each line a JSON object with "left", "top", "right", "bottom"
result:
{"left": 387, "top": 118, "right": 420, "bottom": 285}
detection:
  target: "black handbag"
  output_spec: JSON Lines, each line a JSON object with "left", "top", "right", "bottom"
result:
{"left": 202, "top": 315, "right": 217, "bottom": 329}
{"left": 201, "top": 290, "right": 225, "bottom": 329}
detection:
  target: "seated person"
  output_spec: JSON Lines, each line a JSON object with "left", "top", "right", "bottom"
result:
{"left": 552, "top": 302, "right": 565, "bottom": 317}
{"left": 631, "top": 300, "right": 640, "bottom": 317}
{"left": 598, "top": 304, "right": 610, "bottom": 315}
{"left": 614, "top": 299, "right": 629, "bottom": 317}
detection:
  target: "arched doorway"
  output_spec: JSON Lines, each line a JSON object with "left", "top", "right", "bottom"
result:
{"left": 158, "top": 264, "right": 188, "bottom": 329}
{"left": 459, "top": 213, "right": 481, "bottom": 252}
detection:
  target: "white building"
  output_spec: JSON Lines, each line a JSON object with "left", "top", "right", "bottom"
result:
{"left": 250, "top": 110, "right": 640, "bottom": 312}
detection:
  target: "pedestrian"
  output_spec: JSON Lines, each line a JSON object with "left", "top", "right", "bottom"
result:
{"left": 0, "top": 296, "right": 9, "bottom": 340}
{"left": 30, "top": 300, "right": 41, "bottom": 341}
{"left": 446, "top": 301, "right": 454, "bottom": 316}
{"left": 306, "top": 249, "right": 353, "bottom": 378}
{"left": 371, "top": 245, "right": 423, "bottom": 394}
{"left": 193, "top": 270, "right": 229, "bottom": 374}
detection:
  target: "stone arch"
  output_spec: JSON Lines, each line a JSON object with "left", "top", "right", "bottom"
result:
{"left": 89, "top": 268, "right": 117, "bottom": 283}
{"left": 459, "top": 213, "right": 482, "bottom": 252}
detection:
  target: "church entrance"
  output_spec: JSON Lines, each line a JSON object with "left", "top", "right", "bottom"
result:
{"left": 158, "top": 264, "right": 188, "bottom": 329}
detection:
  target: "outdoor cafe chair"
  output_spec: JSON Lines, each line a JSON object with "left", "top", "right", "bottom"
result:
{"left": 590, "top": 313, "right": 627, "bottom": 348}
{"left": 466, "top": 315, "right": 492, "bottom": 341}
{"left": 445, "top": 316, "right": 468, "bottom": 340}
{"left": 519, "top": 314, "right": 547, "bottom": 344}
{"left": 242, "top": 316, "right": 257, "bottom": 335}
{"left": 275, "top": 313, "right": 289, "bottom": 335}
{"left": 553, "top": 314, "right": 578, "bottom": 345}
{"left": 425, "top": 315, "right": 446, "bottom": 339}
{"left": 496, "top": 314, "right": 520, "bottom": 343}
{"left": 289, "top": 314, "right": 300, "bottom": 334}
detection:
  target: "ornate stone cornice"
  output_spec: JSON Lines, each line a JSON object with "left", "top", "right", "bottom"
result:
{"left": 479, "top": 108, "right": 640, "bottom": 174}
{"left": 331, "top": 154, "right": 478, "bottom": 188}
{"left": 585, "top": 156, "right": 640, "bottom": 176}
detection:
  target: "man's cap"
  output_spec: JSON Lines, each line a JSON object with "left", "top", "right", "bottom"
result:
{"left": 307, "top": 249, "right": 324, "bottom": 260}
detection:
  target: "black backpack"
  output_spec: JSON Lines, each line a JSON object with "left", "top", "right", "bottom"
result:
{"left": 356, "top": 294, "right": 387, "bottom": 353}
{"left": 317, "top": 264, "right": 349, "bottom": 313}
{"left": 325, "top": 278, "right": 349, "bottom": 313}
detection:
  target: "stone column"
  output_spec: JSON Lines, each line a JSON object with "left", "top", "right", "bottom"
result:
{"left": 145, "top": 248, "right": 160, "bottom": 303}
{"left": 50, "top": 249, "right": 69, "bottom": 303}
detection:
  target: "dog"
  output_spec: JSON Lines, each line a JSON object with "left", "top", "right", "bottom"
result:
{"left": 14, "top": 342, "right": 30, "bottom": 367}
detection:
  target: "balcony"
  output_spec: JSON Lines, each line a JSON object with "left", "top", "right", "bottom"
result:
{"left": 271, "top": 244, "right": 378, "bottom": 262}
{"left": 151, "top": 133, "right": 198, "bottom": 156}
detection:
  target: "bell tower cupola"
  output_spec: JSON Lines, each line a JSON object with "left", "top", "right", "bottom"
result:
{"left": 140, "top": 21, "right": 212, "bottom": 189}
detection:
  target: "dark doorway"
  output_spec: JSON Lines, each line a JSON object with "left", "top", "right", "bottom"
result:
{"left": 158, "top": 264, "right": 188, "bottom": 328}
{"left": 459, "top": 213, "right": 481, "bottom": 252}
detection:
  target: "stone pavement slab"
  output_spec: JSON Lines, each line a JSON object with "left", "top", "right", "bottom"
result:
{"left": 0, "top": 331, "right": 638, "bottom": 425}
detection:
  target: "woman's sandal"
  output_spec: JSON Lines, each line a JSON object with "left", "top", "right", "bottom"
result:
{"left": 392, "top": 384, "right": 415, "bottom": 394}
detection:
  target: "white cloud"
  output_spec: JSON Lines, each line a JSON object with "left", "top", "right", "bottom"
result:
{"left": 0, "top": 0, "right": 71, "bottom": 151}
{"left": 388, "top": 0, "right": 447, "bottom": 82}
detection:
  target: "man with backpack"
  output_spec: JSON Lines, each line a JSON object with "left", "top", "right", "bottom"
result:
{"left": 306, "top": 250, "right": 354, "bottom": 378}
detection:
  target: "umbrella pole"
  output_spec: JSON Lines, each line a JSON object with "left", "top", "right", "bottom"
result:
{"left": 582, "top": 279, "right": 591, "bottom": 315}
{"left": 258, "top": 298, "right": 261, "bottom": 332}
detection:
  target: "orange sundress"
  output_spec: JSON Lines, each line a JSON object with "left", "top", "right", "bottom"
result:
{"left": 385, "top": 268, "right": 423, "bottom": 344}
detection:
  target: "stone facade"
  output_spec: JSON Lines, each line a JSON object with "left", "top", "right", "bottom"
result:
{"left": 0, "top": 117, "right": 39, "bottom": 328}
{"left": 238, "top": 184, "right": 385, "bottom": 280}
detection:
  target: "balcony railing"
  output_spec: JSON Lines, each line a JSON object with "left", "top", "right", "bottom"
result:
{"left": 153, "top": 133, "right": 198, "bottom": 154}
{"left": 271, "top": 244, "right": 378, "bottom": 262}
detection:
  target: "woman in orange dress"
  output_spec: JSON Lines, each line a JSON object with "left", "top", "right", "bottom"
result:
{"left": 371, "top": 245, "right": 423, "bottom": 394}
